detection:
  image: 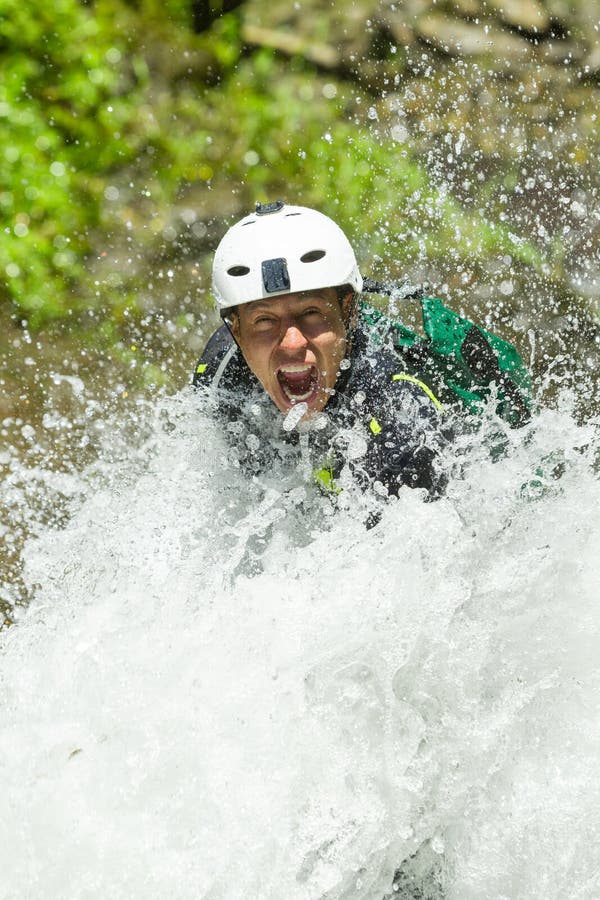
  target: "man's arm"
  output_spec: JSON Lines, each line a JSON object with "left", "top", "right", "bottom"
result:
{"left": 362, "top": 377, "right": 450, "bottom": 500}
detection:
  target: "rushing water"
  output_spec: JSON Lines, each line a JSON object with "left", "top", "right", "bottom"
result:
{"left": 3, "top": 3, "right": 600, "bottom": 893}
{"left": 1, "top": 383, "right": 599, "bottom": 899}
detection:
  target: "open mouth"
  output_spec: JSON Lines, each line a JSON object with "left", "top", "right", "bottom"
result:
{"left": 276, "top": 364, "right": 319, "bottom": 405}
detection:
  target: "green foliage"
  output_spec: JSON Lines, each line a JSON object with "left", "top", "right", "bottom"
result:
{"left": 0, "top": 0, "right": 237, "bottom": 327}
{"left": 0, "top": 0, "right": 559, "bottom": 333}
{"left": 0, "top": 0, "right": 135, "bottom": 322}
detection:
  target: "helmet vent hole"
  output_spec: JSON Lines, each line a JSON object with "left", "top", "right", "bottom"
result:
{"left": 300, "top": 249, "right": 326, "bottom": 263}
{"left": 227, "top": 265, "right": 250, "bottom": 276}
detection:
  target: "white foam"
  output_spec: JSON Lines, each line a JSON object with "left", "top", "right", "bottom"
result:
{"left": 1, "top": 393, "right": 600, "bottom": 898}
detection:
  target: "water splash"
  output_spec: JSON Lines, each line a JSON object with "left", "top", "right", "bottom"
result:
{"left": 1, "top": 391, "right": 600, "bottom": 899}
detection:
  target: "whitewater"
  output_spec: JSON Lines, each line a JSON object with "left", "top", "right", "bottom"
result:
{"left": 1, "top": 387, "right": 600, "bottom": 900}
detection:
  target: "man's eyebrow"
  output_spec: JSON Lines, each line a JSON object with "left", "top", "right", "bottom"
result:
{"left": 246, "top": 302, "right": 274, "bottom": 312}
{"left": 291, "top": 291, "right": 332, "bottom": 306}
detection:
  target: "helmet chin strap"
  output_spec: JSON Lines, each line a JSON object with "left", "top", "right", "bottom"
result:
{"left": 222, "top": 311, "right": 243, "bottom": 354}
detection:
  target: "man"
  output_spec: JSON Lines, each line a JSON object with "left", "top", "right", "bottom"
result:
{"left": 193, "top": 200, "right": 449, "bottom": 506}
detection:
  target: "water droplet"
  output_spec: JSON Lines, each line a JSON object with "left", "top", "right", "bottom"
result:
{"left": 282, "top": 403, "right": 307, "bottom": 431}
{"left": 105, "top": 47, "right": 121, "bottom": 64}
{"left": 391, "top": 124, "right": 408, "bottom": 143}
{"left": 243, "top": 150, "right": 259, "bottom": 166}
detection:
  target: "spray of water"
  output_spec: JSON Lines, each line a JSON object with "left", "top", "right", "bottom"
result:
{"left": 1, "top": 385, "right": 599, "bottom": 899}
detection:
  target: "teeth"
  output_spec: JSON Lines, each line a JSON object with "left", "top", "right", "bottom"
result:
{"left": 279, "top": 365, "right": 313, "bottom": 374}
{"left": 281, "top": 384, "right": 314, "bottom": 402}
{"left": 284, "top": 388, "right": 312, "bottom": 403}
{"left": 277, "top": 364, "right": 317, "bottom": 404}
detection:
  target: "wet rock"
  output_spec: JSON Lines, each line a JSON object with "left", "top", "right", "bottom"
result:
{"left": 238, "top": 0, "right": 299, "bottom": 28}
{"left": 448, "top": 0, "right": 482, "bottom": 16}
{"left": 378, "top": 0, "right": 432, "bottom": 18}
{"left": 241, "top": 25, "right": 341, "bottom": 69}
{"left": 338, "top": 5, "right": 386, "bottom": 65}
{"left": 483, "top": 0, "right": 550, "bottom": 34}
{"left": 537, "top": 38, "right": 584, "bottom": 66}
{"left": 345, "top": 56, "right": 413, "bottom": 94}
{"left": 415, "top": 12, "right": 534, "bottom": 61}
{"left": 544, "top": 0, "right": 599, "bottom": 43}
{"left": 580, "top": 46, "right": 600, "bottom": 81}
{"left": 543, "top": 0, "right": 572, "bottom": 17}
{"left": 375, "top": 8, "right": 417, "bottom": 49}
{"left": 231, "top": 0, "right": 586, "bottom": 82}
{"left": 241, "top": 0, "right": 375, "bottom": 61}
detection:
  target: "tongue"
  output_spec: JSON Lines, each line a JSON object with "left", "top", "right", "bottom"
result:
{"left": 278, "top": 369, "right": 314, "bottom": 396}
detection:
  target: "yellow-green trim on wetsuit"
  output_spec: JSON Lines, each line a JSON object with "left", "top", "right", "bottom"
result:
{"left": 369, "top": 417, "right": 382, "bottom": 435}
{"left": 391, "top": 373, "right": 445, "bottom": 412}
{"left": 312, "top": 465, "right": 342, "bottom": 494}
{"left": 196, "top": 363, "right": 207, "bottom": 374}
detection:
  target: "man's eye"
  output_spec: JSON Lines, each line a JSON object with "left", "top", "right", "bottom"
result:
{"left": 254, "top": 316, "right": 275, "bottom": 326}
{"left": 301, "top": 308, "right": 322, "bottom": 317}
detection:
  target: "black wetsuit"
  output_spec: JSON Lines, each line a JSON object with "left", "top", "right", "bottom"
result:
{"left": 193, "top": 310, "right": 449, "bottom": 501}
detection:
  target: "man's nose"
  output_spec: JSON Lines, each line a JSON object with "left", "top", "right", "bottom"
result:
{"left": 279, "top": 323, "right": 308, "bottom": 351}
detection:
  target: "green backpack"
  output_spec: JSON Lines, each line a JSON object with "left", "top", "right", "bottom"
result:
{"left": 360, "top": 278, "right": 533, "bottom": 428}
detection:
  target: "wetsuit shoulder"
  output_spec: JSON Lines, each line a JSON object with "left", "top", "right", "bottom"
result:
{"left": 192, "top": 324, "right": 235, "bottom": 387}
{"left": 192, "top": 323, "right": 262, "bottom": 404}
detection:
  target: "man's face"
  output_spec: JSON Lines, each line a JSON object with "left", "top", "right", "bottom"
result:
{"left": 231, "top": 288, "right": 350, "bottom": 416}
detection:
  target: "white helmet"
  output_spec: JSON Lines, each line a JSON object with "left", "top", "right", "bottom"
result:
{"left": 212, "top": 200, "right": 363, "bottom": 313}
